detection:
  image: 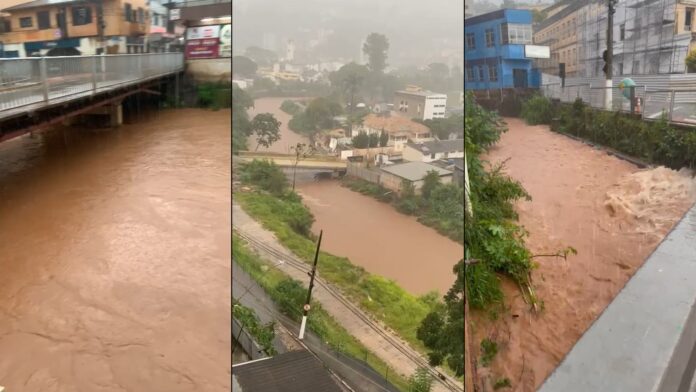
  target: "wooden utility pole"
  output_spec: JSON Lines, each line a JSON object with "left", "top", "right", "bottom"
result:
{"left": 604, "top": 0, "right": 617, "bottom": 110}
{"left": 299, "top": 230, "right": 322, "bottom": 340}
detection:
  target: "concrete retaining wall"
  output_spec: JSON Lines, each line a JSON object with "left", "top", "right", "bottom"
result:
{"left": 186, "top": 58, "right": 231, "bottom": 83}
{"left": 232, "top": 317, "right": 268, "bottom": 362}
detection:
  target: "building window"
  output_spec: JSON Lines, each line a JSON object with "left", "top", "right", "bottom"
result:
{"left": 431, "top": 153, "right": 436, "bottom": 159}
{"left": 478, "top": 66, "right": 485, "bottom": 81}
{"left": 466, "top": 67, "right": 474, "bottom": 81}
{"left": 1, "top": 19, "right": 11, "bottom": 33}
{"left": 19, "top": 16, "right": 33, "bottom": 28}
{"left": 633, "top": 60, "right": 640, "bottom": 74}
{"left": 485, "top": 28, "right": 494, "bottom": 47}
{"left": 72, "top": 6, "right": 92, "bottom": 26}
{"left": 37, "top": 10, "right": 50, "bottom": 29}
{"left": 618, "top": 62, "right": 624, "bottom": 75}
{"left": 489, "top": 65, "right": 498, "bottom": 81}
{"left": 500, "top": 23, "right": 532, "bottom": 45}
{"left": 137, "top": 8, "right": 144, "bottom": 23}
{"left": 686, "top": 7, "right": 694, "bottom": 31}
{"left": 154, "top": 13, "right": 160, "bottom": 26}
{"left": 124, "top": 3, "right": 132, "bottom": 21}
{"left": 466, "top": 33, "right": 476, "bottom": 50}
{"left": 620, "top": 23, "right": 625, "bottom": 40}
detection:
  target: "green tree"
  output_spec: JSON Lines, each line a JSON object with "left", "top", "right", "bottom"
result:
{"left": 288, "top": 112, "right": 314, "bottom": 134}
{"left": 421, "top": 170, "right": 442, "bottom": 200}
{"left": 232, "top": 56, "right": 258, "bottom": 77}
{"left": 352, "top": 131, "right": 369, "bottom": 148}
{"left": 533, "top": 9, "right": 548, "bottom": 24}
{"left": 417, "top": 260, "right": 464, "bottom": 376}
{"left": 251, "top": 113, "right": 281, "bottom": 151}
{"left": 379, "top": 130, "right": 389, "bottom": 147}
{"left": 687, "top": 49, "right": 696, "bottom": 73}
{"left": 329, "top": 62, "right": 369, "bottom": 134}
{"left": 232, "top": 84, "right": 254, "bottom": 153}
{"left": 290, "top": 143, "right": 315, "bottom": 191}
{"left": 368, "top": 132, "right": 380, "bottom": 148}
{"left": 306, "top": 97, "right": 344, "bottom": 131}
{"left": 408, "top": 367, "right": 433, "bottom": 392}
{"left": 362, "top": 33, "right": 390, "bottom": 74}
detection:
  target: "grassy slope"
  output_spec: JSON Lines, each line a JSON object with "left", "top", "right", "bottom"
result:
{"left": 233, "top": 235, "right": 411, "bottom": 391}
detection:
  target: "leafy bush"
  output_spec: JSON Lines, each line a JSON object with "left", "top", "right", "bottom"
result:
{"left": 239, "top": 159, "right": 288, "bottom": 196}
{"left": 480, "top": 338, "right": 498, "bottom": 367}
{"left": 280, "top": 100, "right": 301, "bottom": 115}
{"left": 521, "top": 94, "right": 553, "bottom": 125}
{"left": 494, "top": 378, "right": 512, "bottom": 389}
{"left": 233, "top": 302, "right": 276, "bottom": 355}
{"left": 197, "top": 82, "right": 231, "bottom": 109}
{"left": 552, "top": 102, "right": 696, "bottom": 170}
{"left": 687, "top": 49, "right": 696, "bottom": 73}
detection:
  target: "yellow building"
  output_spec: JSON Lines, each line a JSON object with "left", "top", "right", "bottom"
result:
{"left": 533, "top": 0, "right": 586, "bottom": 77}
{"left": 0, "top": 0, "right": 149, "bottom": 57}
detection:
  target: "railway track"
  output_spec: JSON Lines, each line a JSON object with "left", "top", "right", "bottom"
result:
{"left": 233, "top": 228, "right": 464, "bottom": 392}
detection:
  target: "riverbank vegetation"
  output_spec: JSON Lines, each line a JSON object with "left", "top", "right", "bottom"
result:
{"left": 196, "top": 82, "right": 232, "bottom": 109}
{"left": 233, "top": 236, "right": 411, "bottom": 391}
{"left": 232, "top": 301, "right": 276, "bottom": 356}
{"left": 235, "top": 160, "right": 444, "bottom": 354}
{"left": 341, "top": 176, "right": 464, "bottom": 244}
{"left": 521, "top": 95, "right": 696, "bottom": 170}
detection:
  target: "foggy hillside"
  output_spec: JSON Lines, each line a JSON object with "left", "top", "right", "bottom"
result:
{"left": 233, "top": 0, "right": 463, "bottom": 68}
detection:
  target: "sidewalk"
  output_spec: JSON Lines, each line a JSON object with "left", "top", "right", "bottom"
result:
{"left": 539, "top": 203, "right": 696, "bottom": 391}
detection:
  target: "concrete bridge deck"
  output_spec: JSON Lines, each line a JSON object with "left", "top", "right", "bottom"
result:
{"left": 0, "top": 53, "right": 183, "bottom": 122}
{"left": 539, "top": 203, "right": 696, "bottom": 392}
{"left": 235, "top": 152, "right": 347, "bottom": 170}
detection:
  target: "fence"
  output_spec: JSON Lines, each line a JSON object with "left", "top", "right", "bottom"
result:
{"left": 540, "top": 73, "right": 696, "bottom": 126}
{"left": 347, "top": 163, "right": 382, "bottom": 184}
{"left": 0, "top": 53, "right": 184, "bottom": 114}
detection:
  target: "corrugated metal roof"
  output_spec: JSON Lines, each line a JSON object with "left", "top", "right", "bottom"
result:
{"left": 233, "top": 351, "right": 345, "bottom": 392}
{"left": 406, "top": 139, "right": 465, "bottom": 154}
{"left": 380, "top": 161, "right": 452, "bottom": 182}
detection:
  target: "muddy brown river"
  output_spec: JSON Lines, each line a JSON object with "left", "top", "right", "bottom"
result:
{"left": 0, "top": 109, "right": 231, "bottom": 391}
{"left": 247, "top": 97, "right": 464, "bottom": 295}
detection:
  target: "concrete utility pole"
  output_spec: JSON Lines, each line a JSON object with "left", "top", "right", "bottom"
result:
{"left": 299, "top": 230, "right": 323, "bottom": 340}
{"left": 605, "top": 0, "right": 617, "bottom": 110}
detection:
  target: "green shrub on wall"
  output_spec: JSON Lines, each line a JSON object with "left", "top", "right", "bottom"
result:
{"left": 520, "top": 94, "right": 553, "bottom": 125}
{"left": 539, "top": 96, "right": 696, "bottom": 170}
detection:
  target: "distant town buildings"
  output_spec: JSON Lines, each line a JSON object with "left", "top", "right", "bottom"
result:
{"left": 393, "top": 87, "right": 448, "bottom": 120}
{"left": 403, "top": 139, "right": 465, "bottom": 163}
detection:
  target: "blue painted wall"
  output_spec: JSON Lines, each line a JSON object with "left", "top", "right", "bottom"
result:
{"left": 465, "top": 9, "right": 540, "bottom": 90}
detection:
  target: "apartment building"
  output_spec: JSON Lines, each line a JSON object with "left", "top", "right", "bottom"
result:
{"left": 465, "top": 9, "right": 547, "bottom": 91}
{"left": 393, "top": 87, "right": 447, "bottom": 120}
{"left": 574, "top": 0, "right": 696, "bottom": 77}
{"left": 533, "top": 0, "right": 586, "bottom": 77}
{"left": 0, "top": 0, "right": 149, "bottom": 57}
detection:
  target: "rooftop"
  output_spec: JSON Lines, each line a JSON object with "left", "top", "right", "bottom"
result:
{"left": 380, "top": 161, "right": 452, "bottom": 182}
{"left": 2, "top": 0, "right": 75, "bottom": 12}
{"left": 405, "top": 139, "right": 464, "bottom": 154}
{"left": 395, "top": 89, "right": 447, "bottom": 98}
{"left": 232, "top": 350, "right": 345, "bottom": 392}
{"left": 362, "top": 113, "right": 430, "bottom": 135}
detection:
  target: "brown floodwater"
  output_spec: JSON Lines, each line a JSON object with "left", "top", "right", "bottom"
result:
{"left": 247, "top": 97, "right": 309, "bottom": 154}
{"left": 0, "top": 109, "right": 231, "bottom": 391}
{"left": 297, "top": 181, "right": 464, "bottom": 295}
{"left": 473, "top": 117, "right": 696, "bottom": 391}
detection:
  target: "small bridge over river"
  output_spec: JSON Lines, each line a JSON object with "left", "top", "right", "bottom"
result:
{"left": 0, "top": 53, "right": 184, "bottom": 143}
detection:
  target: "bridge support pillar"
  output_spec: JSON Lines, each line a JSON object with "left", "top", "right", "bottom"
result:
{"left": 109, "top": 103, "right": 123, "bottom": 127}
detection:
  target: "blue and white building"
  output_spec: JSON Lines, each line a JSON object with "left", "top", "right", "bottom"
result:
{"left": 465, "top": 9, "right": 549, "bottom": 91}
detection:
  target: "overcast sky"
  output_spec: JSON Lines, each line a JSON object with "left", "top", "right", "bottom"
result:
{"left": 233, "top": 0, "right": 464, "bottom": 68}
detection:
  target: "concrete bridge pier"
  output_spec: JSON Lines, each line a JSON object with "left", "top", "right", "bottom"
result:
{"left": 72, "top": 102, "right": 123, "bottom": 128}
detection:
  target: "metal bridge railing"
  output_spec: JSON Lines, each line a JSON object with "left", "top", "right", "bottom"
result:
{"left": 0, "top": 53, "right": 184, "bottom": 114}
